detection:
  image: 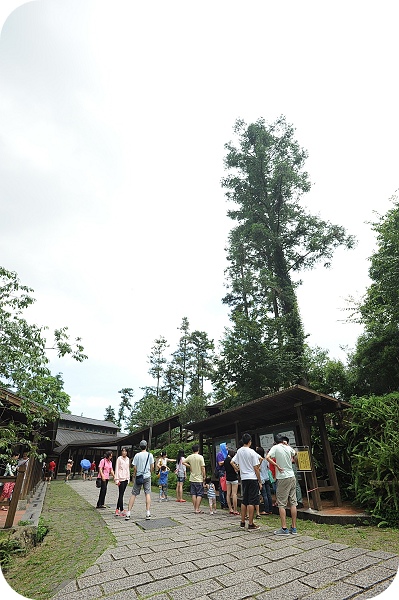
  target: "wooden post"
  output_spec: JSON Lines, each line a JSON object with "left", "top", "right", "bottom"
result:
{"left": 4, "top": 463, "right": 27, "bottom": 529}
{"left": 148, "top": 421, "right": 153, "bottom": 450}
{"left": 199, "top": 432, "right": 204, "bottom": 456}
{"left": 295, "top": 404, "right": 322, "bottom": 511}
{"left": 315, "top": 410, "right": 342, "bottom": 506}
{"left": 235, "top": 421, "right": 240, "bottom": 448}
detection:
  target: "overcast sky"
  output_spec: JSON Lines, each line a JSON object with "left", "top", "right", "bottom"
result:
{"left": 1, "top": 0, "right": 398, "bottom": 426}
{"left": 1, "top": 3, "right": 398, "bottom": 597}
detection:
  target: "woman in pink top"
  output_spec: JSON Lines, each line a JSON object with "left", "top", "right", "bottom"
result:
{"left": 96, "top": 450, "right": 115, "bottom": 509}
{"left": 114, "top": 447, "right": 130, "bottom": 516}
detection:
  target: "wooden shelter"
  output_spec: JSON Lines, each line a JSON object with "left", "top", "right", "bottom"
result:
{"left": 188, "top": 385, "right": 351, "bottom": 511}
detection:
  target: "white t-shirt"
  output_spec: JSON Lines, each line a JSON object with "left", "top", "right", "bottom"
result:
{"left": 267, "top": 444, "right": 296, "bottom": 479}
{"left": 231, "top": 446, "right": 260, "bottom": 480}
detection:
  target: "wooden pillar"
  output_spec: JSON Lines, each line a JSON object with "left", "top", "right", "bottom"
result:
{"left": 168, "top": 422, "right": 171, "bottom": 444}
{"left": 315, "top": 410, "right": 342, "bottom": 506}
{"left": 235, "top": 421, "right": 240, "bottom": 448}
{"left": 199, "top": 432, "right": 204, "bottom": 456}
{"left": 148, "top": 422, "right": 153, "bottom": 450}
{"left": 20, "top": 456, "right": 33, "bottom": 500}
{"left": 295, "top": 404, "right": 322, "bottom": 511}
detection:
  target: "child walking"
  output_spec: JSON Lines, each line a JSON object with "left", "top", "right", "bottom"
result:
{"left": 157, "top": 465, "right": 169, "bottom": 501}
{"left": 205, "top": 476, "right": 217, "bottom": 514}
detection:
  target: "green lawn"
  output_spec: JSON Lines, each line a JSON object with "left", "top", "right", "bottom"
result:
{"left": 2, "top": 481, "right": 116, "bottom": 600}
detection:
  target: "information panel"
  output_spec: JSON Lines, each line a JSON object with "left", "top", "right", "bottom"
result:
{"left": 296, "top": 448, "right": 312, "bottom": 471}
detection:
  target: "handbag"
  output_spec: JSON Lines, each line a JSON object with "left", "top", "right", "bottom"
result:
{"left": 96, "top": 477, "right": 102, "bottom": 488}
{"left": 135, "top": 452, "right": 150, "bottom": 486}
{"left": 219, "top": 474, "right": 227, "bottom": 492}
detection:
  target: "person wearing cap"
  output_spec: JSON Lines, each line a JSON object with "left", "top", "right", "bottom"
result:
{"left": 266, "top": 434, "right": 298, "bottom": 535}
{"left": 125, "top": 440, "right": 154, "bottom": 521}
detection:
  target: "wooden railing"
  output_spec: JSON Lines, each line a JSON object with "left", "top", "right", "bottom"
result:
{"left": 0, "top": 463, "right": 27, "bottom": 528}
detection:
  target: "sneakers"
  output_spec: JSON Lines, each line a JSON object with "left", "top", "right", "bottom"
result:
{"left": 120, "top": 511, "right": 126, "bottom": 517}
{"left": 274, "top": 527, "right": 290, "bottom": 535}
{"left": 125, "top": 513, "right": 131, "bottom": 521}
{"left": 289, "top": 527, "right": 297, "bottom": 535}
{"left": 145, "top": 512, "right": 151, "bottom": 520}
{"left": 248, "top": 523, "right": 260, "bottom": 530}
{"left": 114, "top": 510, "right": 120, "bottom": 517}
{"left": 240, "top": 521, "right": 245, "bottom": 528}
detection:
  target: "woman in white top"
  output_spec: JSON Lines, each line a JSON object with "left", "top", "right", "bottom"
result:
{"left": 114, "top": 447, "right": 130, "bottom": 516}
{"left": 175, "top": 448, "right": 187, "bottom": 502}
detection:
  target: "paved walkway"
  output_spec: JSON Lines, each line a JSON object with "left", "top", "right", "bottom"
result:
{"left": 52, "top": 481, "right": 398, "bottom": 600}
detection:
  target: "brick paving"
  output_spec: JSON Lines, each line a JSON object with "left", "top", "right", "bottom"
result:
{"left": 51, "top": 481, "right": 399, "bottom": 600}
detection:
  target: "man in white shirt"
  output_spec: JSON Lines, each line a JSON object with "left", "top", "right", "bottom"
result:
{"left": 231, "top": 433, "right": 262, "bottom": 530}
{"left": 267, "top": 434, "right": 298, "bottom": 535}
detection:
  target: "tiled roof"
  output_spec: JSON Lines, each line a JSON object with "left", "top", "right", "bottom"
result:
{"left": 56, "top": 429, "right": 120, "bottom": 447}
{"left": 59, "top": 413, "right": 119, "bottom": 429}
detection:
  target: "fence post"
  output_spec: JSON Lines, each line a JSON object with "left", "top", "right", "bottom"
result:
{"left": 4, "top": 463, "right": 27, "bottom": 529}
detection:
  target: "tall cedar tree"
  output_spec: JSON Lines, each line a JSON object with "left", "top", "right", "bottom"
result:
{"left": 217, "top": 117, "right": 355, "bottom": 405}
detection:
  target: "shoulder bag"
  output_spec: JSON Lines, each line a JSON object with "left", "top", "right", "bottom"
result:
{"left": 135, "top": 452, "right": 150, "bottom": 486}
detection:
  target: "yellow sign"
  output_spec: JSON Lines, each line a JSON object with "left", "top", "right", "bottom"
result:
{"left": 297, "top": 450, "right": 312, "bottom": 471}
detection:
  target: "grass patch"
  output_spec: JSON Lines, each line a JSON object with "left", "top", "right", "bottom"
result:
{"left": 2, "top": 480, "right": 116, "bottom": 600}
{"left": 258, "top": 512, "right": 399, "bottom": 553}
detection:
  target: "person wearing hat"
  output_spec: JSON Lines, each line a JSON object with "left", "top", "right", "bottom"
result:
{"left": 267, "top": 434, "right": 298, "bottom": 535}
{"left": 125, "top": 440, "right": 154, "bottom": 521}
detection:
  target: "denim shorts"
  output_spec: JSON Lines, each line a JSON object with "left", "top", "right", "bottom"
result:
{"left": 177, "top": 476, "right": 185, "bottom": 483}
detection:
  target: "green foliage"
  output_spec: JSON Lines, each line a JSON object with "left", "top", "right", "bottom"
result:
{"left": 103, "top": 405, "right": 117, "bottom": 423}
{"left": 339, "top": 393, "right": 399, "bottom": 527}
{"left": 124, "top": 318, "right": 216, "bottom": 430}
{"left": 35, "top": 517, "right": 49, "bottom": 544}
{"left": 215, "top": 117, "right": 355, "bottom": 405}
{"left": 0, "top": 266, "right": 87, "bottom": 458}
{"left": 117, "top": 388, "right": 134, "bottom": 429}
{"left": 127, "top": 388, "right": 175, "bottom": 431}
{"left": 0, "top": 535, "right": 24, "bottom": 570}
{"left": 346, "top": 194, "right": 399, "bottom": 395}
{"left": 303, "top": 345, "right": 351, "bottom": 399}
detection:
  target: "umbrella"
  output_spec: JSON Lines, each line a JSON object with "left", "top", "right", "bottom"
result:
{"left": 80, "top": 459, "right": 91, "bottom": 469}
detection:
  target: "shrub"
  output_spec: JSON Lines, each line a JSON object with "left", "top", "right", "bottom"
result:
{"left": 341, "top": 393, "right": 399, "bottom": 527}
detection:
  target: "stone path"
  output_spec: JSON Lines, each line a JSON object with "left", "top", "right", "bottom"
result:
{"left": 52, "top": 481, "right": 399, "bottom": 600}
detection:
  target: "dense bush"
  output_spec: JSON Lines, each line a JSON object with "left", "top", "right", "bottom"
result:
{"left": 342, "top": 393, "right": 399, "bottom": 527}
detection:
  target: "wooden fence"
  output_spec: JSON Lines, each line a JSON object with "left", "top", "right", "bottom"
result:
{"left": 0, "top": 458, "right": 43, "bottom": 528}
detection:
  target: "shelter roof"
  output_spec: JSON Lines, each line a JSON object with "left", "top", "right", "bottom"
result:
{"left": 188, "top": 385, "right": 351, "bottom": 438}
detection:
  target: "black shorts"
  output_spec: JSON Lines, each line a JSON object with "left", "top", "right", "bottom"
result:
{"left": 241, "top": 479, "right": 259, "bottom": 507}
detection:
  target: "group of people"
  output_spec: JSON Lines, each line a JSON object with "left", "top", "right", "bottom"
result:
{"left": 92, "top": 432, "right": 300, "bottom": 536}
